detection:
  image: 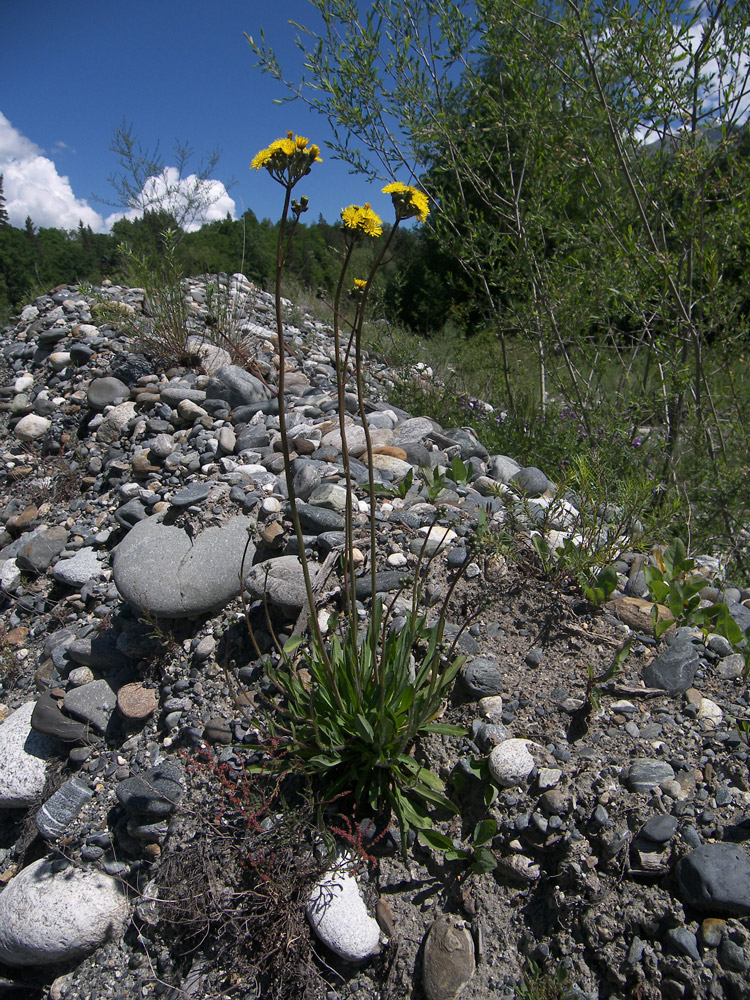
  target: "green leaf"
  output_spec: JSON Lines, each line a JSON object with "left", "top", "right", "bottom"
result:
{"left": 282, "top": 634, "right": 305, "bottom": 655}
{"left": 417, "top": 828, "right": 456, "bottom": 852}
{"left": 471, "top": 847, "right": 498, "bottom": 874}
{"left": 472, "top": 818, "right": 498, "bottom": 846}
{"left": 353, "top": 713, "right": 375, "bottom": 743}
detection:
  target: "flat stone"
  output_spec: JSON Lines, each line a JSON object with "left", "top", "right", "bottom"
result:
{"left": 0, "top": 857, "right": 129, "bottom": 966}
{"left": 243, "top": 555, "right": 308, "bottom": 616}
{"left": 31, "top": 691, "right": 96, "bottom": 744}
{"left": 487, "top": 455, "right": 522, "bottom": 482}
{"left": 170, "top": 482, "right": 211, "bottom": 508}
{"left": 35, "top": 776, "right": 93, "bottom": 839}
{"left": 355, "top": 570, "right": 409, "bottom": 599}
{"left": 63, "top": 680, "right": 117, "bottom": 734}
{"left": 117, "top": 683, "right": 158, "bottom": 723}
{"left": 296, "top": 502, "right": 345, "bottom": 533}
{"left": 0, "top": 702, "right": 63, "bottom": 807}
{"left": 625, "top": 757, "right": 676, "bottom": 793}
{"left": 113, "top": 513, "right": 255, "bottom": 618}
{"left": 411, "top": 525, "right": 457, "bottom": 557}
{"left": 204, "top": 717, "right": 232, "bottom": 744}
{"left": 307, "top": 483, "right": 349, "bottom": 514}
{"left": 205, "top": 365, "right": 272, "bottom": 408}
{"left": 51, "top": 547, "right": 101, "bottom": 586}
{"left": 422, "top": 915, "right": 476, "bottom": 1000}
{"left": 643, "top": 642, "right": 700, "bottom": 694}
{"left": 307, "top": 863, "right": 381, "bottom": 962}
{"left": 641, "top": 814, "right": 679, "bottom": 843}
{"left": 116, "top": 762, "right": 185, "bottom": 818}
{"left": 15, "top": 525, "right": 68, "bottom": 572}
{"left": 677, "top": 843, "right": 750, "bottom": 915}
{"left": 393, "top": 416, "right": 439, "bottom": 445}
{"left": 87, "top": 376, "right": 130, "bottom": 410}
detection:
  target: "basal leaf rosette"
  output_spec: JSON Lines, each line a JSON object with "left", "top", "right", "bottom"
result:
{"left": 382, "top": 181, "right": 429, "bottom": 222}
{"left": 251, "top": 132, "right": 322, "bottom": 187}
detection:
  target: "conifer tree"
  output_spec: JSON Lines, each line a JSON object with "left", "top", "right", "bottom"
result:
{"left": 0, "top": 175, "right": 10, "bottom": 228}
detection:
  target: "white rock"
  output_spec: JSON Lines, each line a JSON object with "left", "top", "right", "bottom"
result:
{"left": 697, "top": 697, "right": 723, "bottom": 726}
{"left": 14, "top": 414, "right": 51, "bottom": 442}
{"left": 13, "top": 374, "right": 34, "bottom": 393}
{"left": 0, "top": 857, "right": 130, "bottom": 966}
{"left": 48, "top": 352, "right": 71, "bottom": 372}
{"left": 488, "top": 738, "right": 539, "bottom": 787}
{"left": 51, "top": 548, "right": 102, "bottom": 587}
{"left": 20, "top": 306, "right": 39, "bottom": 324}
{"left": 478, "top": 695, "right": 504, "bottom": 722}
{"left": 0, "top": 559, "right": 21, "bottom": 592}
{"left": 307, "top": 862, "right": 381, "bottom": 961}
{"left": 0, "top": 702, "right": 61, "bottom": 807}
{"left": 96, "top": 401, "right": 137, "bottom": 444}
{"left": 387, "top": 552, "right": 409, "bottom": 568}
{"left": 412, "top": 525, "right": 457, "bottom": 557}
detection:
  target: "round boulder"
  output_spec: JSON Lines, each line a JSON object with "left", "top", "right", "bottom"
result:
{"left": 0, "top": 857, "right": 129, "bottom": 966}
{"left": 113, "top": 513, "right": 255, "bottom": 618}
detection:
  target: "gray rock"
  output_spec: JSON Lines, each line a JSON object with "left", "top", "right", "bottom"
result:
{"left": 0, "top": 702, "right": 63, "bottom": 808}
{"left": 641, "top": 814, "right": 679, "bottom": 843}
{"left": 296, "top": 502, "right": 345, "bottom": 533}
{"left": 642, "top": 641, "right": 701, "bottom": 694}
{"left": 719, "top": 937, "right": 749, "bottom": 972}
{"left": 170, "top": 482, "right": 211, "bottom": 508}
{"left": 0, "top": 857, "right": 129, "bottom": 966}
{"left": 443, "top": 427, "right": 488, "bottom": 461}
{"left": 291, "top": 460, "right": 322, "bottom": 501}
{"left": 422, "top": 915, "right": 476, "bottom": 1000}
{"left": 158, "top": 384, "right": 206, "bottom": 407}
{"left": 624, "top": 758, "right": 675, "bottom": 793}
{"left": 511, "top": 466, "right": 551, "bottom": 497}
{"left": 51, "top": 547, "right": 101, "bottom": 586}
{"left": 355, "top": 571, "right": 409, "bottom": 599}
{"left": 393, "top": 416, "right": 440, "bottom": 445}
{"left": 205, "top": 365, "right": 272, "bottom": 408}
{"left": 665, "top": 926, "right": 700, "bottom": 961}
{"left": 36, "top": 776, "right": 94, "bottom": 839}
{"left": 63, "top": 680, "right": 117, "bottom": 734}
{"left": 113, "top": 513, "right": 255, "bottom": 618}
{"left": 15, "top": 525, "right": 68, "bottom": 572}
{"left": 677, "top": 843, "right": 750, "bottom": 915}
{"left": 31, "top": 691, "right": 96, "bottom": 744}
{"left": 243, "top": 554, "right": 308, "bottom": 616}
{"left": 460, "top": 657, "right": 504, "bottom": 699}
{"left": 487, "top": 455, "right": 522, "bottom": 483}
{"left": 116, "top": 762, "right": 185, "bottom": 818}
{"left": 87, "top": 376, "right": 130, "bottom": 410}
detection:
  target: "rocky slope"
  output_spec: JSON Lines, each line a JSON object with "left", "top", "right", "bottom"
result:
{"left": 0, "top": 275, "right": 749, "bottom": 1000}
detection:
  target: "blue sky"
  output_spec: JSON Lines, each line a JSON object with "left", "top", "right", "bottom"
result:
{"left": 0, "top": 0, "right": 398, "bottom": 232}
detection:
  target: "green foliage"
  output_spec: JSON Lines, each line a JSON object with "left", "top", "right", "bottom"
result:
{"left": 583, "top": 565, "right": 618, "bottom": 609}
{"left": 514, "top": 960, "right": 576, "bottom": 1000}
{"left": 117, "top": 228, "right": 196, "bottom": 366}
{"left": 644, "top": 539, "right": 710, "bottom": 637}
{"left": 418, "top": 818, "right": 498, "bottom": 875}
{"left": 262, "top": 603, "right": 466, "bottom": 858}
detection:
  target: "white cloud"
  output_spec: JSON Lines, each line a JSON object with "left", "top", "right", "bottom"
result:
{"left": 104, "top": 166, "right": 236, "bottom": 232}
{"left": 0, "top": 111, "right": 107, "bottom": 231}
{"left": 0, "top": 113, "right": 236, "bottom": 234}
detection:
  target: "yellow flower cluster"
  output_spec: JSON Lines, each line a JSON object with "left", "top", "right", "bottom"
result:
{"left": 341, "top": 203, "right": 383, "bottom": 238}
{"left": 382, "top": 181, "right": 430, "bottom": 223}
{"left": 353, "top": 278, "right": 367, "bottom": 289}
{"left": 251, "top": 132, "right": 322, "bottom": 186}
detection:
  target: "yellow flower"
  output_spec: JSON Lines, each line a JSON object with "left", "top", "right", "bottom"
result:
{"left": 353, "top": 278, "right": 367, "bottom": 289}
{"left": 382, "top": 181, "right": 430, "bottom": 222}
{"left": 340, "top": 203, "right": 383, "bottom": 238}
{"left": 251, "top": 132, "right": 322, "bottom": 187}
